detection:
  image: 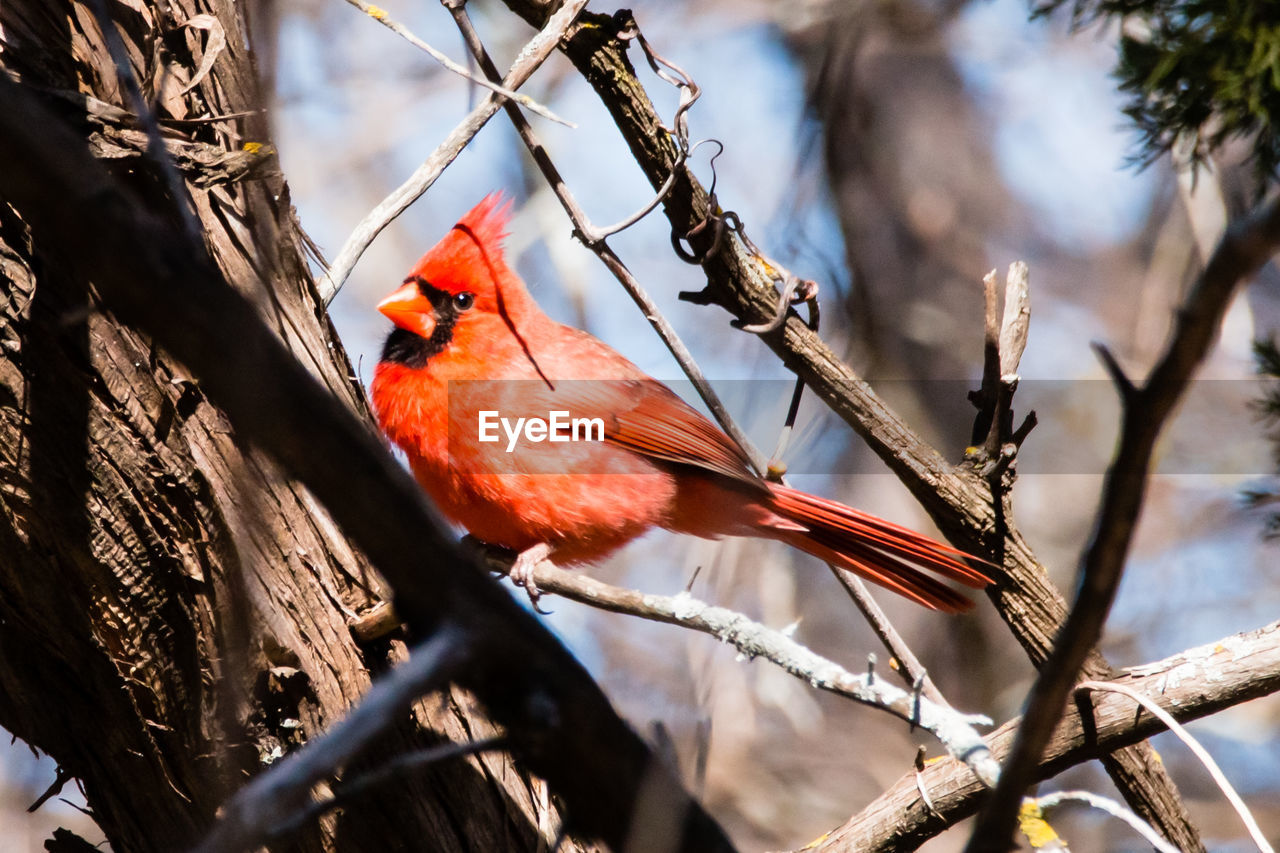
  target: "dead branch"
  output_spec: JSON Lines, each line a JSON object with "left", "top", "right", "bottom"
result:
{"left": 967, "top": 194, "right": 1280, "bottom": 851}
{"left": 482, "top": 549, "right": 999, "bottom": 785}
{"left": 828, "top": 567, "right": 945, "bottom": 702}
{"left": 196, "top": 629, "right": 469, "bottom": 852}
{"left": 340, "top": 0, "right": 571, "bottom": 125}
{"left": 1028, "top": 792, "right": 1178, "bottom": 853}
{"left": 1077, "top": 682, "right": 1273, "bottom": 853}
{"left": 317, "top": 0, "right": 590, "bottom": 303}
{"left": 812, "top": 618, "right": 1280, "bottom": 851}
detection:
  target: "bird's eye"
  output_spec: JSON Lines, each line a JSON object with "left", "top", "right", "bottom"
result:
{"left": 453, "top": 292, "right": 475, "bottom": 311}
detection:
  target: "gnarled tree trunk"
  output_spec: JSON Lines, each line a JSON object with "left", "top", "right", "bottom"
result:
{"left": 0, "top": 2, "right": 581, "bottom": 850}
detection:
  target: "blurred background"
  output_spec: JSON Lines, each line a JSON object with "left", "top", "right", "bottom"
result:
{"left": 5, "top": 0, "right": 1279, "bottom": 849}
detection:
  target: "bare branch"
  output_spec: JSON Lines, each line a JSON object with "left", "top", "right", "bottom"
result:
{"left": 318, "top": 0, "right": 590, "bottom": 304}
{"left": 998, "top": 262, "right": 1030, "bottom": 376}
{"left": 195, "top": 629, "right": 469, "bottom": 853}
{"left": 1091, "top": 342, "right": 1136, "bottom": 400}
{"left": 971, "top": 263, "right": 1032, "bottom": 466}
{"left": 340, "top": 0, "right": 572, "bottom": 126}
{"left": 1077, "top": 682, "right": 1273, "bottom": 853}
{"left": 814, "top": 619, "right": 1280, "bottom": 851}
{"left": 967, "top": 194, "right": 1280, "bottom": 852}
{"left": 280, "top": 736, "right": 511, "bottom": 839}
{"left": 482, "top": 550, "right": 1000, "bottom": 786}
{"left": 829, "top": 568, "right": 945, "bottom": 703}
{"left": 1030, "top": 791, "right": 1178, "bottom": 853}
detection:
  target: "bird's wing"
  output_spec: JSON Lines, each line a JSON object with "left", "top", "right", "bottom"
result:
{"left": 536, "top": 325, "right": 762, "bottom": 486}
{"left": 539, "top": 376, "right": 759, "bottom": 486}
{"left": 606, "top": 383, "right": 761, "bottom": 485}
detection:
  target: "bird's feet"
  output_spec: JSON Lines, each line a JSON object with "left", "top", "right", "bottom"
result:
{"left": 510, "top": 542, "right": 553, "bottom": 614}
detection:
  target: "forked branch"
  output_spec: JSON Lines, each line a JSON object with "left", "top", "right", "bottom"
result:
{"left": 967, "top": 194, "right": 1280, "bottom": 851}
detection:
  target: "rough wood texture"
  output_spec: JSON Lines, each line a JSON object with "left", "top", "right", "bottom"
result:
{"left": 495, "top": 3, "right": 1204, "bottom": 849}
{"left": 0, "top": 64, "right": 735, "bottom": 853}
{"left": 0, "top": 2, "right": 586, "bottom": 850}
{"left": 823, "top": 619, "right": 1280, "bottom": 850}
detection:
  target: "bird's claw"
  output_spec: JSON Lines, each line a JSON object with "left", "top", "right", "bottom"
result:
{"left": 510, "top": 543, "right": 553, "bottom": 614}
{"left": 510, "top": 566, "right": 551, "bottom": 614}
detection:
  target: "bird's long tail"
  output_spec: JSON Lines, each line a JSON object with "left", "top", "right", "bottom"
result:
{"left": 767, "top": 485, "right": 992, "bottom": 612}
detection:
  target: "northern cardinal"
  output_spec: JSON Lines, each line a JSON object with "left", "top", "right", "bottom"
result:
{"left": 370, "top": 194, "right": 991, "bottom": 611}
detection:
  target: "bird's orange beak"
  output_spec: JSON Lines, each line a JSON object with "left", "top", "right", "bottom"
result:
{"left": 378, "top": 281, "right": 437, "bottom": 340}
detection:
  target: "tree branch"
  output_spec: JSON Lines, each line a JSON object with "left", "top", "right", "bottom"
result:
{"left": 812, "top": 618, "right": 1280, "bottom": 851}
{"left": 829, "top": 567, "right": 945, "bottom": 702}
{"left": 317, "top": 0, "right": 590, "bottom": 304}
{"left": 1077, "top": 682, "right": 1272, "bottom": 853}
{"left": 967, "top": 193, "right": 1280, "bottom": 851}
{"left": 195, "top": 628, "right": 469, "bottom": 853}
{"left": 1028, "top": 791, "right": 1179, "bottom": 853}
{"left": 340, "top": 0, "right": 572, "bottom": 126}
{"left": 482, "top": 549, "right": 1000, "bottom": 786}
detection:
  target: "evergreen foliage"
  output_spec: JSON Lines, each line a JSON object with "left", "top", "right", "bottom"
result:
{"left": 1037, "top": 2, "right": 1280, "bottom": 180}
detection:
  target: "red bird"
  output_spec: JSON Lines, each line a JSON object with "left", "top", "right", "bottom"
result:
{"left": 370, "top": 195, "right": 991, "bottom": 612}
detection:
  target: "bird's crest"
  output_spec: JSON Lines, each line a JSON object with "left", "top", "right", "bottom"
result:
{"left": 409, "top": 193, "right": 515, "bottom": 298}
{"left": 456, "top": 192, "right": 512, "bottom": 251}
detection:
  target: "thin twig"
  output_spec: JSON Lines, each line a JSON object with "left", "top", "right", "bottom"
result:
{"left": 26, "top": 767, "right": 73, "bottom": 813}
{"left": 444, "top": 1, "right": 767, "bottom": 473}
{"left": 914, "top": 748, "right": 943, "bottom": 821}
{"left": 972, "top": 264, "right": 1032, "bottom": 461}
{"left": 1077, "top": 682, "right": 1273, "bottom": 853}
{"left": 1030, "top": 791, "right": 1177, "bottom": 853}
{"left": 273, "top": 736, "right": 510, "bottom": 839}
{"left": 318, "top": 0, "right": 589, "bottom": 304}
{"left": 829, "top": 567, "right": 945, "bottom": 704}
{"left": 965, "top": 194, "right": 1280, "bottom": 852}
{"left": 158, "top": 109, "right": 261, "bottom": 126}
{"left": 195, "top": 628, "right": 470, "bottom": 853}
{"left": 483, "top": 549, "right": 999, "bottom": 786}
{"left": 341, "top": 0, "right": 572, "bottom": 126}
{"left": 1092, "top": 342, "right": 1136, "bottom": 400}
